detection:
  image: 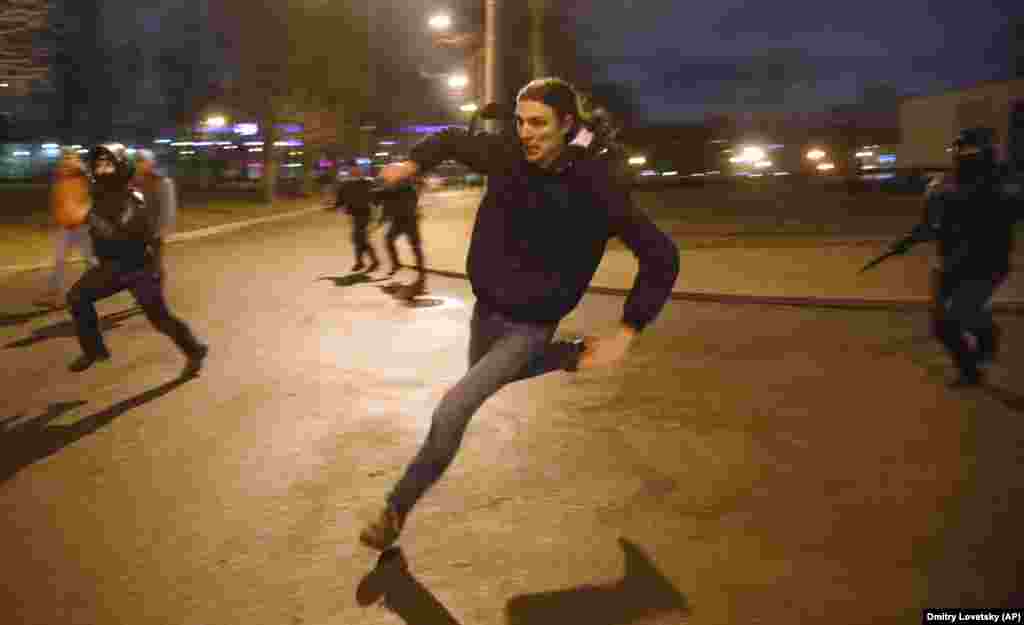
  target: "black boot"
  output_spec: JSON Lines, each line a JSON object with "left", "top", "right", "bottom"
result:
{"left": 948, "top": 368, "right": 985, "bottom": 388}
{"left": 68, "top": 350, "right": 111, "bottom": 373}
{"left": 974, "top": 325, "right": 1001, "bottom": 365}
{"left": 181, "top": 344, "right": 209, "bottom": 378}
{"left": 561, "top": 338, "right": 587, "bottom": 372}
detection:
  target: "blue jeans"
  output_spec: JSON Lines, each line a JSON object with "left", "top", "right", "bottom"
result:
{"left": 387, "top": 301, "right": 576, "bottom": 517}
{"left": 48, "top": 225, "right": 97, "bottom": 293}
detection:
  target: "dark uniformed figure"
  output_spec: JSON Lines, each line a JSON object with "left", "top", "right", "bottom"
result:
{"left": 901, "top": 127, "right": 1017, "bottom": 386}
{"left": 335, "top": 165, "right": 381, "bottom": 272}
{"left": 374, "top": 179, "right": 426, "bottom": 295}
{"left": 66, "top": 144, "right": 208, "bottom": 376}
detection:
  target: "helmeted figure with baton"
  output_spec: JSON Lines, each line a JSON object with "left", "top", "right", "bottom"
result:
{"left": 862, "top": 125, "right": 1020, "bottom": 386}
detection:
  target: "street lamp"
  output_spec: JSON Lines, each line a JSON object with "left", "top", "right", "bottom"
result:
{"left": 448, "top": 74, "right": 469, "bottom": 90}
{"left": 204, "top": 115, "right": 228, "bottom": 129}
{"left": 427, "top": 3, "right": 498, "bottom": 132}
{"left": 428, "top": 13, "right": 452, "bottom": 30}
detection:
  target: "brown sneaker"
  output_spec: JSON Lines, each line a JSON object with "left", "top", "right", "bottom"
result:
{"left": 359, "top": 505, "right": 406, "bottom": 551}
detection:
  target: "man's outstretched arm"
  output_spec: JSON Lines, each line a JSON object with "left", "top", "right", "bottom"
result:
{"left": 579, "top": 171, "right": 680, "bottom": 369}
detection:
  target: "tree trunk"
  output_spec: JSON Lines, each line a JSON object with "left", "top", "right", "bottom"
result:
{"left": 528, "top": 0, "right": 548, "bottom": 79}
{"left": 262, "top": 110, "right": 278, "bottom": 204}
{"left": 301, "top": 145, "right": 316, "bottom": 197}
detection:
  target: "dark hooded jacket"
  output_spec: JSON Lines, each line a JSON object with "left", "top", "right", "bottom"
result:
{"left": 409, "top": 129, "right": 679, "bottom": 331}
{"left": 87, "top": 144, "right": 161, "bottom": 270}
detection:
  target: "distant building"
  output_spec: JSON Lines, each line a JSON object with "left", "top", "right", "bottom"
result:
{"left": 899, "top": 78, "right": 1024, "bottom": 170}
{"left": 0, "top": 0, "right": 51, "bottom": 139}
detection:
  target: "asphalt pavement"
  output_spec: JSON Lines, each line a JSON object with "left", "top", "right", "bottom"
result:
{"left": 1, "top": 208, "right": 1021, "bottom": 624}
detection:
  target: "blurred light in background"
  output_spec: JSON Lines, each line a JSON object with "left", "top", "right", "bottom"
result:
{"left": 806, "top": 149, "right": 826, "bottom": 161}
{"left": 447, "top": 74, "right": 469, "bottom": 90}
{"left": 429, "top": 13, "right": 452, "bottom": 30}
{"left": 816, "top": 162, "right": 836, "bottom": 171}
{"left": 628, "top": 155, "right": 647, "bottom": 166}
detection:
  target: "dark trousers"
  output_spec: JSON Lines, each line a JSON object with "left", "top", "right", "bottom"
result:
{"left": 66, "top": 263, "right": 204, "bottom": 358}
{"left": 387, "top": 302, "right": 578, "bottom": 518}
{"left": 351, "top": 214, "right": 378, "bottom": 266}
{"left": 385, "top": 216, "right": 425, "bottom": 276}
{"left": 931, "top": 269, "right": 1007, "bottom": 375}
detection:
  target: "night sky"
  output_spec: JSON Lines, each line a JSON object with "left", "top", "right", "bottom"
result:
{"left": 568, "top": 0, "right": 1020, "bottom": 122}
{"left": 97, "top": 0, "right": 1022, "bottom": 128}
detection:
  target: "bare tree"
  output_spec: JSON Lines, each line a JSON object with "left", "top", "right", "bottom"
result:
{"left": 211, "top": 0, "right": 370, "bottom": 203}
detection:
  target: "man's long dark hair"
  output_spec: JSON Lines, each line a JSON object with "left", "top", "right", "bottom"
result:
{"left": 516, "top": 77, "right": 621, "bottom": 153}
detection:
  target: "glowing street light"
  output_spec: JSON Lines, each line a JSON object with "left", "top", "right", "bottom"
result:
{"left": 628, "top": 155, "right": 647, "bottom": 166}
{"left": 460, "top": 102, "right": 479, "bottom": 113}
{"left": 428, "top": 13, "right": 452, "bottom": 30}
{"left": 448, "top": 74, "right": 469, "bottom": 89}
{"left": 739, "top": 146, "right": 766, "bottom": 162}
{"left": 204, "top": 115, "right": 227, "bottom": 129}
{"left": 806, "top": 149, "right": 826, "bottom": 161}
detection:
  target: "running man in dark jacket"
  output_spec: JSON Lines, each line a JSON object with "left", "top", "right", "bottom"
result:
{"left": 335, "top": 164, "right": 381, "bottom": 273}
{"left": 374, "top": 179, "right": 427, "bottom": 295}
{"left": 65, "top": 143, "right": 208, "bottom": 377}
{"left": 359, "top": 78, "right": 680, "bottom": 549}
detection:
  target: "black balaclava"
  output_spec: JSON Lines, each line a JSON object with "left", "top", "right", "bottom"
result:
{"left": 89, "top": 143, "right": 133, "bottom": 194}
{"left": 952, "top": 127, "right": 997, "bottom": 186}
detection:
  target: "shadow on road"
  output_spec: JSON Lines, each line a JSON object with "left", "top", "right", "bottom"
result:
{"left": 376, "top": 283, "right": 447, "bottom": 308}
{"left": 356, "top": 548, "right": 461, "bottom": 624}
{"left": 0, "top": 377, "right": 190, "bottom": 483}
{"left": 3, "top": 307, "right": 144, "bottom": 349}
{"left": 318, "top": 274, "right": 391, "bottom": 288}
{"left": 505, "top": 538, "right": 689, "bottom": 625}
{"left": 984, "top": 384, "right": 1024, "bottom": 415}
{"left": 354, "top": 538, "right": 688, "bottom": 625}
{"left": 0, "top": 307, "right": 62, "bottom": 328}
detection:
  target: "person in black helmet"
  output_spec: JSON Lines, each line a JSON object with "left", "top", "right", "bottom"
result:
{"left": 335, "top": 162, "right": 381, "bottom": 273}
{"left": 899, "top": 127, "right": 1017, "bottom": 386}
{"left": 65, "top": 143, "right": 208, "bottom": 376}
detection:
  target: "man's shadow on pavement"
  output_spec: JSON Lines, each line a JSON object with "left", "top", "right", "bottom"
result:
{"left": 3, "top": 307, "right": 144, "bottom": 349}
{"left": 376, "top": 283, "right": 446, "bottom": 308}
{"left": 355, "top": 537, "right": 688, "bottom": 625}
{"left": 983, "top": 384, "right": 1024, "bottom": 415}
{"left": 318, "top": 274, "right": 393, "bottom": 288}
{"left": 0, "top": 377, "right": 190, "bottom": 484}
{"left": 0, "top": 307, "right": 63, "bottom": 328}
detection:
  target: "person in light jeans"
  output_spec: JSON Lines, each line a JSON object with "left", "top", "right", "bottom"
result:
{"left": 39, "top": 150, "right": 97, "bottom": 308}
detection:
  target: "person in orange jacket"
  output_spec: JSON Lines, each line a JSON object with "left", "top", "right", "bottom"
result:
{"left": 37, "top": 149, "right": 97, "bottom": 308}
